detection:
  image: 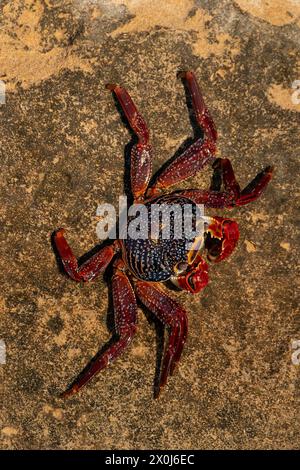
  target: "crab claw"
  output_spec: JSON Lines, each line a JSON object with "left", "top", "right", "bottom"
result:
{"left": 171, "top": 257, "right": 209, "bottom": 294}
{"left": 205, "top": 217, "right": 240, "bottom": 262}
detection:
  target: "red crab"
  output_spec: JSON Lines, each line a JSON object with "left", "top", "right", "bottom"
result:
{"left": 53, "top": 71, "right": 273, "bottom": 398}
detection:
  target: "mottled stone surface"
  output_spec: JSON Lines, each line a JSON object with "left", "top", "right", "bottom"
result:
{"left": 0, "top": 0, "right": 299, "bottom": 450}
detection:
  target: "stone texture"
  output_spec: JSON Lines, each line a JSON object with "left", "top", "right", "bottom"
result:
{"left": 0, "top": 0, "right": 299, "bottom": 450}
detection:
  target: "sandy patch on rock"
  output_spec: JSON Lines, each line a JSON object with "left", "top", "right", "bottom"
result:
{"left": 235, "top": 0, "right": 300, "bottom": 27}
{"left": 267, "top": 83, "right": 300, "bottom": 112}
{"left": 0, "top": 0, "right": 93, "bottom": 91}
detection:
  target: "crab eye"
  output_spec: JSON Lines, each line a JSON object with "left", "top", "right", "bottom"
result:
{"left": 175, "top": 261, "right": 188, "bottom": 274}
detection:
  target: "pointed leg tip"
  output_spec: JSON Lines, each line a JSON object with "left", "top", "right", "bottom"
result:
{"left": 105, "top": 83, "right": 117, "bottom": 91}
{"left": 177, "top": 71, "right": 188, "bottom": 80}
{"left": 60, "top": 385, "right": 79, "bottom": 399}
{"left": 177, "top": 70, "right": 194, "bottom": 80}
{"left": 169, "top": 363, "right": 177, "bottom": 377}
{"left": 59, "top": 390, "right": 72, "bottom": 399}
{"left": 154, "top": 376, "right": 168, "bottom": 399}
{"left": 55, "top": 228, "right": 65, "bottom": 238}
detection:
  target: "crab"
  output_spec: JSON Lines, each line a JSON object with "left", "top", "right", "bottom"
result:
{"left": 53, "top": 71, "right": 273, "bottom": 398}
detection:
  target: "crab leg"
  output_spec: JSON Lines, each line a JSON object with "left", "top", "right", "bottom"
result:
{"left": 135, "top": 281, "right": 188, "bottom": 397}
{"left": 61, "top": 259, "right": 137, "bottom": 398}
{"left": 106, "top": 83, "right": 152, "bottom": 201}
{"left": 147, "top": 71, "right": 217, "bottom": 197}
{"left": 53, "top": 229, "right": 118, "bottom": 281}
{"left": 178, "top": 70, "right": 217, "bottom": 143}
{"left": 214, "top": 158, "right": 273, "bottom": 206}
{"left": 210, "top": 158, "right": 240, "bottom": 197}
{"left": 175, "top": 159, "right": 273, "bottom": 208}
{"left": 211, "top": 157, "right": 273, "bottom": 204}
{"left": 147, "top": 140, "right": 216, "bottom": 197}
{"left": 237, "top": 165, "right": 274, "bottom": 206}
{"left": 172, "top": 189, "right": 236, "bottom": 208}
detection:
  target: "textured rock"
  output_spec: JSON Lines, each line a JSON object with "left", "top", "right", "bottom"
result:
{"left": 0, "top": 0, "right": 299, "bottom": 450}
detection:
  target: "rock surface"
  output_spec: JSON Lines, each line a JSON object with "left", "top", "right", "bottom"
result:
{"left": 0, "top": 0, "right": 299, "bottom": 450}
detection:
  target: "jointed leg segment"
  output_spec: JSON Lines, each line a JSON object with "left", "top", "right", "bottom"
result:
{"left": 108, "top": 71, "right": 218, "bottom": 200}
{"left": 178, "top": 70, "right": 217, "bottom": 142}
{"left": 135, "top": 281, "right": 188, "bottom": 397}
{"left": 106, "top": 83, "right": 152, "bottom": 201}
{"left": 53, "top": 229, "right": 118, "bottom": 281}
{"left": 177, "top": 158, "right": 273, "bottom": 208}
{"left": 61, "top": 259, "right": 137, "bottom": 398}
{"left": 147, "top": 71, "right": 217, "bottom": 196}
